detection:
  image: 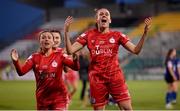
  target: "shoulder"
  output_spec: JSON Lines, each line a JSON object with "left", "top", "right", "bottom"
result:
{"left": 54, "top": 47, "right": 63, "bottom": 52}
{"left": 80, "top": 28, "right": 96, "bottom": 36}
{"left": 111, "top": 30, "right": 126, "bottom": 38}
{"left": 28, "top": 52, "right": 40, "bottom": 59}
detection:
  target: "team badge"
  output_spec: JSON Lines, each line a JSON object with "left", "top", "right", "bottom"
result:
{"left": 109, "top": 37, "right": 115, "bottom": 43}
{"left": 52, "top": 60, "right": 58, "bottom": 67}
{"left": 91, "top": 40, "right": 95, "bottom": 43}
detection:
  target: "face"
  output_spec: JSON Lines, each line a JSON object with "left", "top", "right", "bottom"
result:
{"left": 52, "top": 32, "right": 61, "bottom": 48}
{"left": 39, "top": 32, "right": 54, "bottom": 50}
{"left": 96, "top": 8, "right": 111, "bottom": 28}
{"left": 170, "top": 49, "right": 176, "bottom": 58}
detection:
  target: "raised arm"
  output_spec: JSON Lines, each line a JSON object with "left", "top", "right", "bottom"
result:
{"left": 10, "top": 49, "right": 33, "bottom": 76}
{"left": 124, "top": 17, "right": 152, "bottom": 55}
{"left": 64, "top": 16, "right": 84, "bottom": 55}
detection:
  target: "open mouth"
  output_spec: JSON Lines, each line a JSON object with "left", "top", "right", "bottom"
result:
{"left": 45, "top": 42, "right": 50, "bottom": 46}
{"left": 101, "top": 19, "right": 107, "bottom": 23}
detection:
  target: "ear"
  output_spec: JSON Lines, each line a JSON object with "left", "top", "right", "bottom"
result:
{"left": 109, "top": 18, "right": 112, "bottom": 23}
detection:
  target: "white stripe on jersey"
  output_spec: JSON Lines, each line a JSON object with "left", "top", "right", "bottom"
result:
{"left": 167, "top": 61, "right": 173, "bottom": 68}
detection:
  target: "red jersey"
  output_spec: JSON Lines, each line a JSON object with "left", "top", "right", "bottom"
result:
{"left": 13, "top": 50, "right": 80, "bottom": 106}
{"left": 76, "top": 28, "right": 129, "bottom": 82}
{"left": 64, "top": 69, "right": 79, "bottom": 84}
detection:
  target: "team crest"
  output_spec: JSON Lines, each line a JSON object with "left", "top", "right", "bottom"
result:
{"left": 52, "top": 60, "right": 58, "bottom": 67}
{"left": 91, "top": 40, "right": 95, "bottom": 43}
{"left": 109, "top": 37, "right": 115, "bottom": 43}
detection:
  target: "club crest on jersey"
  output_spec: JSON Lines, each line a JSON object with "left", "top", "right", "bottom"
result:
{"left": 91, "top": 40, "right": 95, "bottom": 43}
{"left": 52, "top": 60, "right": 58, "bottom": 67}
{"left": 109, "top": 37, "right": 115, "bottom": 43}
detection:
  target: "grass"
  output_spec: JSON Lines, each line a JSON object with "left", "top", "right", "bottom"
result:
{"left": 0, "top": 80, "right": 179, "bottom": 110}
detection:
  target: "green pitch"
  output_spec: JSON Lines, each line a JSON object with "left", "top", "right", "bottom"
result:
{"left": 0, "top": 80, "right": 179, "bottom": 110}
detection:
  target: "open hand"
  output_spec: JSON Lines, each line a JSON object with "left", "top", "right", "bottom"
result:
{"left": 144, "top": 17, "right": 152, "bottom": 33}
{"left": 64, "top": 16, "right": 73, "bottom": 32}
{"left": 10, "top": 49, "right": 19, "bottom": 61}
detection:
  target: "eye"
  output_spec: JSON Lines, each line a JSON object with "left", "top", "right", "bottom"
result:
{"left": 55, "top": 36, "right": 59, "bottom": 39}
{"left": 105, "top": 12, "right": 109, "bottom": 16}
{"left": 48, "top": 35, "right": 52, "bottom": 39}
{"left": 99, "top": 12, "right": 104, "bottom": 16}
{"left": 41, "top": 35, "right": 45, "bottom": 39}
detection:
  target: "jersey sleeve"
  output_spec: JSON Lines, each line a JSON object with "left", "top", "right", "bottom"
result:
{"left": 117, "top": 32, "right": 130, "bottom": 46}
{"left": 62, "top": 54, "right": 80, "bottom": 71}
{"left": 167, "top": 61, "right": 173, "bottom": 68}
{"left": 13, "top": 55, "right": 34, "bottom": 76}
{"left": 76, "top": 31, "right": 89, "bottom": 46}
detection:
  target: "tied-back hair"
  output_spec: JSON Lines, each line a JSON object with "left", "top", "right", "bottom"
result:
{"left": 165, "top": 48, "right": 175, "bottom": 65}
{"left": 37, "top": 29, "right": 54, "bottom": 53}
{"left": 38, "top": 29, "right": 53, "bottom": 40}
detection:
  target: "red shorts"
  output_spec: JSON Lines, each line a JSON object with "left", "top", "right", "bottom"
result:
{"left": 89, "top": 74, "right": 131, "bottom": 107}
{"left": 37, "top": 97, "right": 69, "bottom": 110}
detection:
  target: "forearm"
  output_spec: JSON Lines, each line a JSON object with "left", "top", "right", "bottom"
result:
{"left": 134, "top": 32, "right": 147, "bottom": 54}
{"left": 64, "top": 32, "right": 74, "bottom": 54}
{"left": 13, "top": 60, "right": 25, "bottom": 76}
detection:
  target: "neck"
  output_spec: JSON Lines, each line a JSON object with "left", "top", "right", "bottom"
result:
{"left": 42, "top": 48, "right": 53, "bottom": 56}
{"left": 98, "top": 27, "right": 109, "bottom": 34}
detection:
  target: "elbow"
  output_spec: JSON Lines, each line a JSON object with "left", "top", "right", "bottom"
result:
{"left": 134, "top": 50, "right": 140, "bottom": 55}
{"left": 74, "top": 65, "right": 80, "bottom": 71}
{"left": 74, "top": 67, "right": 80, "bottom": 71}
{"left": 16, "top": 71, "right": 24, "bottom": 76}
{"left": 18, "top": 74, "right": 23, "bottom": 76}
{"left": 133, "top": 48, "right": 141, "bottom": 55}
{"left": 17, "top": 73, "right": 24, "bottom": 76}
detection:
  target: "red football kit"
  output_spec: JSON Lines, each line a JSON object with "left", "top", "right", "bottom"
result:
{"left": 64, "top": 69, "right": 79, "bottom": 85}
{"left": 77, "top": 28, "right": 131, "bottom": 107}
{"left": 13, "top": 50, "right": 80, "bottom": 110}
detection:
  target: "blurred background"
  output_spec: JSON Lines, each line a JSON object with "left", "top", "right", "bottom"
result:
{"left": 0, "top": 0, "right": 180, "bottom": 110}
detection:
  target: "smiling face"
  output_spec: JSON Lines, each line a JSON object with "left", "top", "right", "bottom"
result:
{"left": 52, "top": 32, "right": 61, "bottom": 48}
{"left": 96, "top": 8, "right": 111, "bottom": 29}
{"left": 39, "top": 31, "right": 54, "bottom": 50}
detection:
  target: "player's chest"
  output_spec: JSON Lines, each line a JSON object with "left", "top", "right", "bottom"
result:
{"left": 34, "top": 55, "right": 63, "bottom": 73}
{"left": 87, "top": 34, "right": 119, "bottom": 50}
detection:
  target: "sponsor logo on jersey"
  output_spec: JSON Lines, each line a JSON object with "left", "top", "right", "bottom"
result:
{"left": 39, "top": 72, "right": 56, "bottom": 79}
{"left": 52, "top": 60, "right": 58, "bottom": 67}
{"left": 91, "top": 45, "right": 112, "bottom": 55}
{"left": 99, "top": 40, "right": 105, "bottom": 44}
{"left": 109, "top": 37, "right": 115, "bottom": 43}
